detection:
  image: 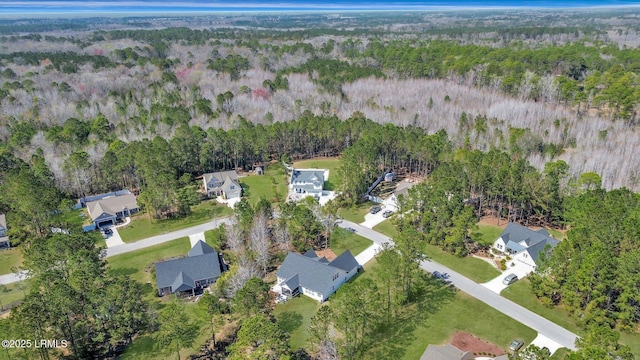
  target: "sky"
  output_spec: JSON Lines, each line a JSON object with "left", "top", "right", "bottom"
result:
{"left": 1, "top": 0, "right": 639, "bottom": 14}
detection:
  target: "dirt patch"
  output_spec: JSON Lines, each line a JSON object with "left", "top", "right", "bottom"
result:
{"left": 316, "top": 248, "right": 338, "bottom": 261}
{"left": 450, "top": 331, "right": 506, "bottom": 356}
{"left": 479, "top": 216, "right": 509, "bottom": 228}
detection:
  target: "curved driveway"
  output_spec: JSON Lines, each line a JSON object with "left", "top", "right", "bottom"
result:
{"left": 337, "top": 220, "right": 578, "bottom": 351}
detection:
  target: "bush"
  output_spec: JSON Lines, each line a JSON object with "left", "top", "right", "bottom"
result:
{"left": 500, "top": 258, "right": 507, "bottom": 271}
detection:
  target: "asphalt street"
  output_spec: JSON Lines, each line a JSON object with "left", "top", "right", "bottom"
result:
{"left": 337, "top": 220, "right": 579, "bottom": 350}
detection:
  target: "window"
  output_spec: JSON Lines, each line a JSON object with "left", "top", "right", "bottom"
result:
{"left": 332, "top": 273, "right": 339, "bottom": 281}
{"left": 497, "top": 244, "right": 502, "bottom": 249}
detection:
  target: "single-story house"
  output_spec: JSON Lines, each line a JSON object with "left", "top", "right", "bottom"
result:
{"left": 289, "top": 169, "right": 326, "bottom": 199}
{"left": 155, "top": 240, "right": 227, "bottom": 297}
{"left": 86, "top": 193, "right": 139, "bottom": 228}
{"left": 420, "top": 344, "right": 474, "bottom": 360}
{"left": 0, "top": 214, "right": 10, "bottom": 248}
{"left": 203, "top": 170, "right": 241, "bottom": 199}
{"left": 492, "top": 222, "right": 560, "bottom": 271}
{"left": 272, "top": 249, "right": 360, "bottom": 302}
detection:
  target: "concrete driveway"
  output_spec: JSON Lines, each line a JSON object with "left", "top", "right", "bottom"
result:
{"left": 529, "top": 333, "right": 565, "bottom": 355}
{"left": 189, "top": 232, "right": 205, "bottom": 247}
{"left": 482, "top": 261, "right": 533, "bottom": 294}
{"left": 105, "top": 226, "right": 125, "bottom": 248}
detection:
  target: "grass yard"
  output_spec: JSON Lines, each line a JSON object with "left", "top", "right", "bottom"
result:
{"left": 374, "top": 220, "right": 500, "bottom": 283}
{"left": 337, "top": 201, "right": 376, "bottom": 223}
{"left": 240, "top": 166, "right": 289, "bottom": 206}
{"left": 503, "top": 278, "right": 640, "bottom": 357}
{"left": 477, "top": 222, "right": 503, "bottom": 247}
{"left": 501, "top": 278, "right": 581, "bottom": 334}
{"left": 0, "top": 248, "right": 23, "bottom": 275}
{"left": 107, "top": 237, "right": 191, "bottom": 284}
{"left": 118, "top": 201, "right": 232, "bottom": 243}
{"left": 292, "top": 158, "right": 341, "bottom": 190}
{"left": 274, "top": 296, "right": 321, "bottom": 350}
{"left": 329, "top": 227, "right": 373, "bottom": 256}
{"left": 0, "top": 281, "right": 29, "bottom": 310}
{"left": 547, "top": 228, "right": 566, "bottom": 240}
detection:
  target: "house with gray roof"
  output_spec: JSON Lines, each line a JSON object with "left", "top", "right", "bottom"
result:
{"left": 86, "top": 193, "right": 139, "bottom": 228}
{"left": 420, "top": 344, "right": 474, "bottom": 360}
{"left": 492, "top": 222, "right": 560, "bottom": 271}
{"left": 203, "top": 170, "right": 241, "bottom": 199}
{"left": 289, "top": 169, "right": 326, "bottom": 199}
{"left": 155, "top": 240, "right": 227, "bottom": 297}
{"left": 0, "top": 214, "right": 10, "bottom": 248}
{"left": 272, "top": 249, "right": 360, "bottom": 302}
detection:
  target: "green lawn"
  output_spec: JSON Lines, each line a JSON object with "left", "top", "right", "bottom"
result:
{"left": 374, "top": 220, "right": 500, "bottom": 283}
{"left": 477, "top": 223, "right": 504, "bottom": 247}
{"left": 329, "top": 227, "right": 373, "bottom": 256}
{"left": 335, "top": 261, "right": 536, "bottom": 359}
{"left": 274, "top": 296, "right": 321, "bottom": 350}
{"left": 107, "top": 237, "right": 191, "bottom": 284}
{"left": 292, "top": 158, "right": 341, "bottom": 190}
{"left": 0, "top": 280, "right": 29, "bottom": 311}
{"left": 338, "top": 201, "right": 375, "bottom": 223}
{"left": 204, "top": 227, "right": 225, "bottom": 251}
{"left": 118, "top": 201, "right": 232, "bottom": 243}
{"left": 501, "top": 278, "right": 581, "bottom": 334}
{"left": 239, "top": 166, "right": 289, "bottom": 206}
{"left": 547, "top": 228, "right": 566, "bottom": 240}
{"left": 0, "top": 247, "right": 23, "bottom": 275}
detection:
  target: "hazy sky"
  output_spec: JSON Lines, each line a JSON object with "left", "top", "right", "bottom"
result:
{"left": 1, "top": 0, "right": 639, "bottom": 14}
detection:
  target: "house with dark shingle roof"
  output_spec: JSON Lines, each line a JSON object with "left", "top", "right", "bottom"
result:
{"left": 0, "top": 214, "right": 10, "bottom": 248}
{"left": 155, "top": 240, "right": 227, "bottom": 296}
{"left": 203, "top": 170, "right": 241, "bottom": 199}
{"left": 492, "top": 222, "right": 560, "bottom": 271}
{"left": 272, "top": 249, "right": 360, "bottom": 302}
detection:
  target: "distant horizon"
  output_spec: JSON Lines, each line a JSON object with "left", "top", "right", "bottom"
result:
{"left": 1, "top": 0, "right": 640, "bottom": 17}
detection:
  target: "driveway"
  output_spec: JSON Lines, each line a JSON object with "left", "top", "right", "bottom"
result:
{"left": 529, "top": 333, "right": 565, "bottom": 355}
{"left": 105, "top": 226, "right": 125, "bottom": 248}
{"left": 0, "top": 270, "right": 28, "bottom": 285}
{"left": 482, "top": 260, "right": 533, "bottom": 294}
{"left": 354, "top": 243, "right": 382, "bottom": 265}
{"left": 189, "top": 232, "right": 206, "bottom": 247}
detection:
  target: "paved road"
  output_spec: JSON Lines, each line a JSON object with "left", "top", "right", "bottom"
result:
{"left": 337, "top": 220, "right": 579, "bottom": 350}
{"left": 0, "top": 217, "right": 232, "bottom": 284}
{"left": 105, "top": 217, "right": 231, "bottom": 257}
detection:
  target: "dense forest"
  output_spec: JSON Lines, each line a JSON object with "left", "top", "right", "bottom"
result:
{"left": 1, "top": 9, "right": 640, "bottom": 360}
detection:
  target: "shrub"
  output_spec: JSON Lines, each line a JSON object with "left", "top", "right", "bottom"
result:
{"left": 500, "top": 258, "right": 507, "bottom": 270}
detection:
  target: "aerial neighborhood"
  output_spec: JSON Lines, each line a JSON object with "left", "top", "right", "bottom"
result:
{"left": 1, "top": 8, "right": 640, "bottom": 360}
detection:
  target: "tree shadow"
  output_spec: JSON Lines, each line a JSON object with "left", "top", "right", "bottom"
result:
{"left": 364, "top": 273, "right": 457, "bottom": 358}
{"left": 277, "top": 311, "right": 303, "bottom": 333}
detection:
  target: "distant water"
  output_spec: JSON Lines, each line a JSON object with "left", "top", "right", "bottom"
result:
{"left": 1, "top": 0, "right": 639, "bottom": 15}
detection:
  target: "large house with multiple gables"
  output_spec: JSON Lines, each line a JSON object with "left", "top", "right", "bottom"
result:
{"left": 492, "top": 222, "right": 560, "bottom": 272}
{"left": 85, "top": 192, "right": 139, "bottom": 228}
{"left": 272, "top": 249, "right": 360, "bottom": 302}
{"left": 155, "top": 240, "right": 227, "bottom": 297}
{"left": 202, "top": 170, "right": 242, "bottom": 200}
{"left": 289, "top": 169, "right": 327, "bottom": 200}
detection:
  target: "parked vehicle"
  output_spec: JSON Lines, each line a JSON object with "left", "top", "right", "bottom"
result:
{"left": 509, "top": 339, "right": 524, "bottom": 351}
{"left": 369, "top": 206, "right": 382, "bottom": 214}
{"left": 502, "top": 273, "right": 518, "bottom": 285}
{"left": 345, "top": 227, "right": 357, "bottom": 233}
{"left": 382, "top": 210, "right": 393, "bottom": 218}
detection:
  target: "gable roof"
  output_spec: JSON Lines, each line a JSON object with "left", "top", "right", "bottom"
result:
{"left": 221, "top": 176, "right": 241, "bottom": 194}
{"left": 420, "top": 344, "right": 474, "bottom": 360}
{"left": 188, "top": 240, "right": 216, "bottom": 257}
{"left": 291, "top": 169, "right": 325, "bottom": 187}
{"left": 500, "top": 222, "right": 559, "bottom": 261}
{"left": 155, "top": 244, "right": 224, "bottom": 293}
{"left": 86, "top": 194, "right": 138, "bottom": 221}
{"left": 329, "top": 250, "right": 359, "bottom": 272}
{"left": 204, "top": 171, "right": 238, "bottom": 186}
{"left": 277, "top": 250, "right": 359, "bottom": 296}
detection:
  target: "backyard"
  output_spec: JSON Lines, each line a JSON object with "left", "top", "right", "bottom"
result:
{"left": 239, "top": 165, "right": 289, "bottom": 206}
{"left": 118, "top": 200, "right": 232, "bottom": 243}
{"left": 273, "top": 295, "right": 321, "bottom": 350}
{"left": 292, "top": 158, "right": 341, "bottom": 191}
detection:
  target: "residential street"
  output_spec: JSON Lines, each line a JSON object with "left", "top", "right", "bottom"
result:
{"left": 337, "top": 220, "right": 579, "bottom": 351}
{"left": 0, "top": 217, "right": 232, "bottom": 285}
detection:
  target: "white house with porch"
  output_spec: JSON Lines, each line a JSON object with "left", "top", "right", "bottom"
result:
{"left": 272, "top": 249, "right": 360, "bottom": 302}
{"left": 492, "top": 222, "right": 560, "bottom": 272}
